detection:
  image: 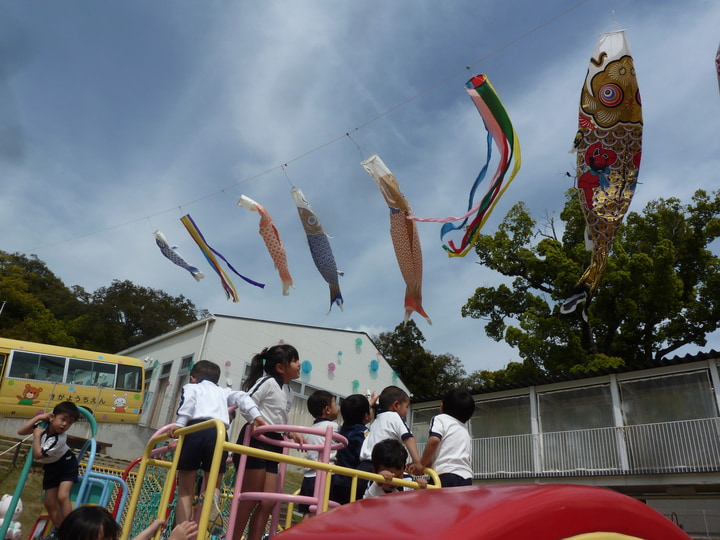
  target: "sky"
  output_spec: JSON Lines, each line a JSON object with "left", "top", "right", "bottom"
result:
{"left": 1, "top": 0, "right": 719, "bottom": 374}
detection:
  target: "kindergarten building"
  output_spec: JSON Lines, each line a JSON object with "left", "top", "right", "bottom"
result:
{"left": 112, "top": 314, "right": 407, "bottom": 459}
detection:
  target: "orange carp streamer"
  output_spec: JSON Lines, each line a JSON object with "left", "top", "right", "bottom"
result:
{"left": 237, "top": 195, "right": 295, "bottom": 296}
{"left": 362, "top": 154, "right": 431, "bottom": 325}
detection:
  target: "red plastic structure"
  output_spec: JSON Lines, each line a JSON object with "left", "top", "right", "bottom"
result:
{"left": 276, "top": 484, "right": 690, "bottom": 540}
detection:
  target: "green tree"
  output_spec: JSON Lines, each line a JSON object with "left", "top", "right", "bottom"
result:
{"left": 0, "top": 253, "right": 80, "bottom": 345}
{"left": 462, "top": 189, "right": 720, "bottom": 376}
{"left": 77, "top": 279, "right": 199, "bottom": 352}
{"left": 373, "top": 320, "right": 468, "bottom": 397}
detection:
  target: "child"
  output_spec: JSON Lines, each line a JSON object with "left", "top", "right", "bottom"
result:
{"left": 363, "top": 439, "right": 427, "bottom": 498}
{"left": 168, "top": 360, "right": 265, "bottom": 534}
{"left": 420, "top": 388, "right": 475, "bottom": 487}
{"left": 298, "top": 390, "right": 339, "bottom": 519}
{"left": 230, "top": 344, "right": 306, "bottom": 540}
{"left": 330, "top": 394, "right": 372, "bottom": 504}
{"left": 57, "top": 505, "right": 198, "bottom": 540}
{"left": 357, "top": 386, "right": 423, "bottom": 497}
{"left": 18, "top": 401, "right": 81, "bottom": 536}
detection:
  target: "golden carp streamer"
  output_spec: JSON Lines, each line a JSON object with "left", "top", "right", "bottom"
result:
{"left": 561, "top": 30, "right": 643, "bottom": 319}
{"left": 362, "top": 154, "right": 431, "bottom": 325}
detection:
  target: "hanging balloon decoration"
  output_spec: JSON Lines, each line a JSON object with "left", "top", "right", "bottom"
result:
{"left": 337, "top": 350, "right": 343, "bottom": 364}
{"left": 355, "top": 338, "right": 362, "bottom": 353}
{"left": 352, "top": 379, "right": 360, "bottom": 393}
{"left": 301, "top": 360, "right": 313, "bottom": 374}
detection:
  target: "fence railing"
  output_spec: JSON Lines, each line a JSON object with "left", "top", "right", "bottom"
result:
{"left": 418, "top": 417, "right": 720, "bottom": 479}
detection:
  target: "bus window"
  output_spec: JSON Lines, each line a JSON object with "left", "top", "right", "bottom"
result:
{"left": 10, "top": 351, "right": 66, "bottom": 382}
{"left": 0, "top": 354, "right": 6, "bottom": 377}
{"left": 67, "top": 358, "right": 115, "bottom": 386}
{"left": 117, "top": 364, "right": 142, "bottom": 392}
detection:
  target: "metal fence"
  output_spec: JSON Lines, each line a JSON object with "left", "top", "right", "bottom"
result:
{"left": 419, "top": 417, "right": 720, "bottom": 478}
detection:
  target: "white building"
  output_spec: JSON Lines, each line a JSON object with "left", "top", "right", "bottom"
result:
{"left": 108, "top": 314, "right": 407, "bottom": 460}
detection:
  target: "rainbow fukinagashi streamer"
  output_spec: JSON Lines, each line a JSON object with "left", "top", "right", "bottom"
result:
{"left": 410, "top": 74, "right": 521, "bottom": 257}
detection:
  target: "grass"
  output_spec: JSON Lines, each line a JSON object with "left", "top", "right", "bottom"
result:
{"left": 0, "top": 464, "right": 47, "bottom": 535}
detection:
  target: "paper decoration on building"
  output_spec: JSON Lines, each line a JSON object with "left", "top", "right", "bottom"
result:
{"left": 180, "top": 214, "right": 265, "bottom": 302}
{"left": 153, "top": 230, "right": 205, "bottom": 282}
{"left": 291, "top": 187, "right": 344, "bottom": 312}
{"left": 237, "top": 195, "right": 295, "bottom": 295}
{"left": 362, "top": 154, "right": 431, "bottom": 325}
{"left": 560, "top": 30, "right": 643, "bottom": 320}
{"left": 409, "top": 74, "right": 521, "bottom": 257}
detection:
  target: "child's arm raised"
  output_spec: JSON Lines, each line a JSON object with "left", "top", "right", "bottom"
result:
{"left": 17, "top": 413, "right": 50, "bottom": 436}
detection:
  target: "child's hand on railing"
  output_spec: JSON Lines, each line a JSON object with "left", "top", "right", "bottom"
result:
{"left": 287, "top": 431, "right": 307, "bottom": 447}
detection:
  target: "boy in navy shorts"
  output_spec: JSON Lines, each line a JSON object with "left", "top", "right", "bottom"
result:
{"left": 169, "top": 360, "right": 265, "bottom": 535}
{"left": 18, "top": 400, "right": 81, "bottom": 538}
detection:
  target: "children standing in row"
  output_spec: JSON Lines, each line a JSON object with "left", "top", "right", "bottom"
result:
{"left": 169, "top": 360, "right": 265, "bottom": 535}
{"left": 420, "top": 388, "right": 475, "bottom": 487}
{"left": 230, "top": 344, "right": 306, "bottom": 540}
{"left": 18, "top": 401, "right": 81, "bottom": 536}
{"left": 357, "top": 386, "right": 423, "bottom": 497}
{"left": 298, "top": 390, "right": 339, "bottom": 519}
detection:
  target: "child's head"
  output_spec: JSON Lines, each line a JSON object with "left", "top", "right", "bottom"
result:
{"left": 371, "top": 439, "right": 407, "bottom": 491}
{"left": 49, "top": 401, "right": 80, "bottom": 434}
{"left": 307, "top": 390, "right": 339, "bottom": 421}
{"left": 190, "top": 360, "right": 221, "bottom": 384}
{"left": 243, "top": 343, "right": 300, "bottom": 390}
{"left": 339, "top": 394, "right": 371, "bottom": 426}
{"left": 57, "top": 505, "right": 119, "bottom": 540}
{"left": 378, "top": 386, "right": 410, "bottom": 419}
{"left": 441, "top": 388, "right": 475, "bottom": 423}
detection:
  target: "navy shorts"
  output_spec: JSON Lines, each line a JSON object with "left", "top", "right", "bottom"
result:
{"left": 297, "top": 476, "right": 317, "bottom": 514}
{"left": 177, "top": 419, "right": 228, "bottom": 474}
{"left": 232, "top": 423, "right": 283, "bottom": 474}
{"left": 42, "top": 450, "right": 78, "bottom": 490}
{"left": 438, "top": 473, "right": 472, "bottom": 487}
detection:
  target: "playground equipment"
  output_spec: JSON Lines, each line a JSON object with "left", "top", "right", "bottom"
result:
{"left": 123, "top": 420, "right": 434, "bottom": 539}
{"left": 0, "top": 407, "right": 128, "bottom": 539}
{"left": 276, "top": 484, "right": 693, "bottom": 540}
{"left": 119, "top": 419, "right": 691, "bottom": 540}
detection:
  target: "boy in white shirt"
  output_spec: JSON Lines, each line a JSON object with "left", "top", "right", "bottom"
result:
{"left": 420, "top": 388, "right": 475, "bottom": 487}
{"left": 169, "top": 360, "right": 265, "bottom": 534}
{"left": 298, "top": 390, "right": 339, "bottom": 519}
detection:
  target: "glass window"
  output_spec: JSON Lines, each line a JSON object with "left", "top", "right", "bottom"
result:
{"left": 539, "top": 385, "right": 613, "bottom": 432}
{"left": 620, "top": 370, "right": 718, "bottom": 424}
{"left": 471, "top": 396, "right": 531, "bottom": 437}
{"left": 10, "top": 351, "right": 66, "bottom": 381}
{"left": 117, "top": 365, "right": 142, "bottom": 392}
{"left": 67, "top": 359, "right": 115, "bottom": 386}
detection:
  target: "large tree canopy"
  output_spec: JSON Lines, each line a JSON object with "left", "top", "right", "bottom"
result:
{"left": 462, "top": 189, "right": 720, "bottom": 376}
{"left": 0, "top": 252, "right": 200, "bottom": 352}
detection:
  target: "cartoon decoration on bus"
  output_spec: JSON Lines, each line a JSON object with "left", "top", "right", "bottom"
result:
{"left": 113, "top": 394, "right": 128, "bottom": 414}
{"left": 16, "top": 385, "right": 42, "bottom": 406}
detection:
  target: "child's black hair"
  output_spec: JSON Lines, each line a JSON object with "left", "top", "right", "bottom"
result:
{"left": 57, "top": 506, "right": 120, "bottom": 540}
{"left": 307, "top": 390, "right": 335, "bottom": 419}
{"left": 442, "top": 388, "right": 475, "bottom": 423}
{"left": 371, "top": 438, "right": 408, "bottom": 471}
{"left": 242, "top": 343, "right": 299, "bottom": 391}
{"left": 339, "top": 394, "right": 370, "bottom": 425}
{"left": 377, "top": 385, "right": 410, "bottom": 411}
{"left": 53, "top": 401, "right": 80, "bottom": 422}
{"left": 191, "top": 360, "right": 221, "bottom": 384}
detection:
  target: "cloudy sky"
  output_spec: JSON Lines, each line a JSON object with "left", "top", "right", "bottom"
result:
{"left": 1, "top": 1, "right": 718, "bottom": 374}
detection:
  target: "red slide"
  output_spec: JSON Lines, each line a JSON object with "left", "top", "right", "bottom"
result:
{"left": 277, "top": 484, "right": 690, "bottom": 540}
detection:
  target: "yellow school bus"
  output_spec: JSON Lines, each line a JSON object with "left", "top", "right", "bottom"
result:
{"left": 0, "top": 337, "right": 144, "bottom": 423}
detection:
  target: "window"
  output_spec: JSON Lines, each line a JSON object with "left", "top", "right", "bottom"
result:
{"left": 67, "top": 359, "right": 115, "bottom": 387}
{"left": 10, "top": 351, "right": 66, "bottom": 381}
{"left": 117, "top": 365, "right": 142, "bottom": 392}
